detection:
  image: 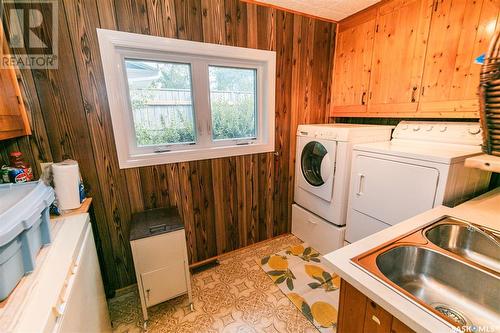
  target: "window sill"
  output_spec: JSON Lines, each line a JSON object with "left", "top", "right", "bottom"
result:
{"left": 119, "top": 142, "right": 275, "bottom": 168}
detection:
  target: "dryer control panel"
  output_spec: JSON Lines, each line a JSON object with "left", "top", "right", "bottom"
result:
{"left": 392, "top": 121, "right": 482, "bottom": 146}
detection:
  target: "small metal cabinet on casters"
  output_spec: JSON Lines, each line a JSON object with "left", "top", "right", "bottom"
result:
{"left": 129, "top": 207, "right": 193, "bottom": 324}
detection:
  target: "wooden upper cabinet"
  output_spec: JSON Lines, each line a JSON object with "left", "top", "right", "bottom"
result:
{"left": 368, "top": 0, "right": 433, "bottom": 113}
{"left": 419, "top": 0, "right": 500, "bottom": 116}
{"left": 331, "top": 8, "right": 377, "bottom": 114}
{"left": 0, "top": 25, "right": 30, "bottom": 141}
{"left": 330, "top": 0, "right": 500, "bottom": 118}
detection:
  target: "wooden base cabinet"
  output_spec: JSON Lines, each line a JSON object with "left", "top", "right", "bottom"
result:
{"left": 337, "top": 280, "right": 415, "bottom": 333}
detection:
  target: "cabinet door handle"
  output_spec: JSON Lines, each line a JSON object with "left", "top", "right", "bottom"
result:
{"left": 361, "top": 92, "right": 367, "bottom": 105}
{"left": 434, "top": 0, "right": 439, "bottom": 11}
{"left": 411, "top": 86, "right": 418, "bottom": 102}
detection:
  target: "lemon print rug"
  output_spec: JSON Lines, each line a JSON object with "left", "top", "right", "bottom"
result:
{"left": 259, "top": 244, "right": 340, "bottom": 333}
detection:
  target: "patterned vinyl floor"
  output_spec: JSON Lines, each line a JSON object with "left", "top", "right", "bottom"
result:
{"left": 108, "top": 234, "right": 319, "bottom": 333}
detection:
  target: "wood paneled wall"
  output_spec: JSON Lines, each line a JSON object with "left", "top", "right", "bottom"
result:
{"left": 0, "top": 0, "right": 336, "bottom": 292}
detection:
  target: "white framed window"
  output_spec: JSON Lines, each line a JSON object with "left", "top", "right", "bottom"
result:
{"left": 97, "top": 29, "right": 276, "bottom": 168}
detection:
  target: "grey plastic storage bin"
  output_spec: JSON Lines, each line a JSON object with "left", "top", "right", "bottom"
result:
{"left": 0, "top": 181, "right": 54, "bottom": 300}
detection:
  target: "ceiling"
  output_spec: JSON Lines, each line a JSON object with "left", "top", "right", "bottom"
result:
{"left": 251, "top": 0, "right": 381, "bottom": 21}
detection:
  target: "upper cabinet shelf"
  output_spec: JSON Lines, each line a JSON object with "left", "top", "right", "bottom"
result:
{"left": 0, "top": 26, "right": 31, "bottom": 141}
{"left": 331, "top": 0, "right": 500, "bottom": 118}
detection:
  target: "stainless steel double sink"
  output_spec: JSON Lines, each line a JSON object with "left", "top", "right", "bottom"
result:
{"left": 353, "top": 217, "right": 500, "bottom": 330}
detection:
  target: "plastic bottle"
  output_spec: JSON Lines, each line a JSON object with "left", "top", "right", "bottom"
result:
{"left": 8, "top": 151, "right": 33, "bottom": 182}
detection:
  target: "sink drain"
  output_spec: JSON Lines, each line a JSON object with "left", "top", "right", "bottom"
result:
{"left": 433, "top": 304, "right": 469, "bottom": 326}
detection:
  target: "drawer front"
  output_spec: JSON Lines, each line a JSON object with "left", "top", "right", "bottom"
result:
{"left": 345, "top": 209, "right": 390, "bottom": 243}
{"left": 141, "top": 260, "right": 187, "bottom": 307}
{"left": 291, "top": 204, "right": 345, "bottom": 254}
{"left": 131, "top": 230, "right": 186, "bottom": 273}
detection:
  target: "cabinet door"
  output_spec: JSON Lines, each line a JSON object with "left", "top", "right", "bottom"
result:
{"left": 419, "top": 0, "right": 500, "bottom": 116}
{"left": 363, "top": 298, "right": 393, "bottom": 333}
{"left": 337, "top": 279, "right": 368, "bottom": 333}
{"left": 0, "top": 25, "right": 30, "bottom": 141}
{"left": 140, "top": 261, "right": 187, "bottom": 307}
{"left": 331, "top": 10, "right": 377, "bottom": 115}
{"left": 391, "top": 317, "right": 415, "bottom": 333}
{"left": 368, "top": 0, "right": 433, "bottom": 114}
{"left": 337, "top": 280, "right": 416, "bottom": 333}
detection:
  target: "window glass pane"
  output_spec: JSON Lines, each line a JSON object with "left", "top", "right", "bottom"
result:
{"left": 209, "top": 66, "right": 257, "bottom": 141}
{"left": 124, "top": 59, "right": 196, "bottom": 147}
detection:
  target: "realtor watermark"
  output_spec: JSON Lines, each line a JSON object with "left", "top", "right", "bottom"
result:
{"left": 453, "top": 325, "right": 498, "bottom": 333}
{"left": 0, "top": 0, "right": 58, "bottom": 69}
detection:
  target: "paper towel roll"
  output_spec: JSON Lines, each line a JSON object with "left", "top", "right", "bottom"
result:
{"left": 52, "top": 160, "right": 81, "bottom": 210}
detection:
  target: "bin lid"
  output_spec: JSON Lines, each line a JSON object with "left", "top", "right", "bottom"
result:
{"left": 0, "top": 181, "right": 55, "bottom": 247}
{"left": 130, "top": 207, "right": 183, "bottom": 241}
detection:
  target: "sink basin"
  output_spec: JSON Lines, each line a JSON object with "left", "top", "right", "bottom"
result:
{"left": 376, "top": 246, "right": 500, "bottom": 328}
{"left": 425, "top": 218, "right": 500, "bottom": 272}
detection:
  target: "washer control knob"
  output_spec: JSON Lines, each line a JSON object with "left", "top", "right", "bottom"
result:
{"left": 468, "top": 127, "right": 481, "bottom": 135}
{"left": 401, "top": 125, "right": 409, "bottom": 130}
{"left": 426, "top": 125, "right": 434, "bottom": 131}
{"left": 440, "top": 126, "right": 447, "bottom": 132}
{"left": 412, "top": 126, "right": 421, "bottom": 131}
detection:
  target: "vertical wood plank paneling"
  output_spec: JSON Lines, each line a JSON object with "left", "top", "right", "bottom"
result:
{"left": 311, "top": 20, "right": 333, "bottom": 123}
{"left": 146, "top": 0, "right": 165, "bottom": 36}
{"left": 63, "top": 0, "right": 135, "bottom": 288}
{"left": 15, "top": 67, "right": 53, "bottom": 172}
{"left": 178, "top": 162, "right": 197, "bottom": 262}
{"left": 19, "top": 1, "right": 123, "bottom": 291}
{"left": 201, "top": 0, "right": 225, "bottom": 44}
{"left": 124, "top": 168, "right": 144, "bottom": 213}
{"left": 256, "top": 6, "right": 276, "bottom": 240}
{"left": 114, "top": 0, "right": 150, "bottom": 34}
{"left": 95, "top": 0, "right": 117, "bottom": 30}
{"left": 175, "top": 0, "right": 203, "bottom": 42}
{"left": 273, "top": 11, "right": 294, "bottom": 236}
{"left": 1, "top": 0, "right": 337, "bottom": 292}
{"left": 162, "top": 0, "right": 178, "bottom": 38}
{"left": 139, "top": 166, "right": 170, "bottom": 209}
{"left": 290, "top": 16, "right": 315, "bottom": 231}
{"left": 190, "top": 160, "right": 217, "bottom": 260}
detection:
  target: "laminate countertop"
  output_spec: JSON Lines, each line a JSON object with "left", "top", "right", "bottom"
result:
{"left": 324, "top": 187, "right": 500, "bottom": 333}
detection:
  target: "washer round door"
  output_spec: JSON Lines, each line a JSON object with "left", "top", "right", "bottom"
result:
{"left": 296, "top": 137, "right": 336, "bottom": 202}
{"left": 301, "top": 141, "right": 332, "bottom": 186}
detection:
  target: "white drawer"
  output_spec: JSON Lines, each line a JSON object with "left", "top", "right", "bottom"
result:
{"left": 345, "top": 209, "right": 391, "bottom": 243}
{"left": 291, "top": 204, "right": 345, "bottom": 255}
{"left": 141, "top": 260, "right": 187, "bottom": 307}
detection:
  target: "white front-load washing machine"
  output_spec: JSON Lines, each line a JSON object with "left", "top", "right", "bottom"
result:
{"left": 292, "top": 124, "right": 394, "bottom": 254}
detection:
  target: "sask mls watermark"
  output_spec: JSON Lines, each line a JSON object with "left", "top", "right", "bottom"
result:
{"left": 1, "top": 0, "right": 58, "bottom": 69}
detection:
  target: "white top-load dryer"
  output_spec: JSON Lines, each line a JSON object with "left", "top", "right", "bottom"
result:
{"left": 292, "top": 124, "right": 394, "bottom": 254}
{"left": 345, "top": 121, "right": 492, "bottom": 244}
